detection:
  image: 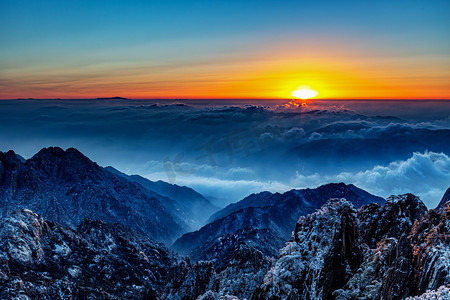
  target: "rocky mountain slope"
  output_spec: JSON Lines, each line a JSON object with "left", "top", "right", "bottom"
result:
{"left": 1, "top": 191, "right": 449, "bottom": 299}
{"left": 0, "top": 147, "right": 215, "bottom": 244}
{"left": 0, "top": 209, "right": 275, "bottom": 300}
{"left": 252, "top": 194, "right": 450, "bottom": 299}
{"left": 208, "top": 183, "right": 384, "bottom": 223}
{"left": 172, "top": 183, "right": 384, "bottom": 255}
{"left": 189, "top": 226, "right": 284, "bottom": 270}
{"left": 162, "top": 244, "right": 274, "bottom": 300}
{"left": 437, "top": 186, "right": 450, "bottom": 209}
{"left": 0, "top": 209, "right": 177, "bottom": 299}
{"left": 105, "top": 166, "right": 218, "bottom": 229}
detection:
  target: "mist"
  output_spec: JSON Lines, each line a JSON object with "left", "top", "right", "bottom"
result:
{"left": 1, "top": 99, "right": 449, "bottom": 207}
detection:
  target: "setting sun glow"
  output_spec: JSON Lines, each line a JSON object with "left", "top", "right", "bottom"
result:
{"left": 291, "top": 87, "right": 319, "bottom": 100}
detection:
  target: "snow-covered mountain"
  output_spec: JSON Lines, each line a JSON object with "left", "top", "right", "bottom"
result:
{"left": 0, "top": 147, "right": 215, "bottom": 244}
{"left": 172, "top": 183, "right": 384, "bottom": 255}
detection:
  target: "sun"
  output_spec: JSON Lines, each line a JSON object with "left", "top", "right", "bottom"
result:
{"left": 291, "top": 87, "right": 319, "bottom": 100}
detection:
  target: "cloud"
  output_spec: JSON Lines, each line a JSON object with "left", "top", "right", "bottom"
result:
{"left": 295, "top": 151, "right": 450, "bottom": 208}
{"left": 175, "top": 176, "right": 291, "bottom": 208}
{"left": 1, "top": 99, "right": 449, "bottom": 209}
{"left": 134, "top": 151, "right": 449, "bottom": 209}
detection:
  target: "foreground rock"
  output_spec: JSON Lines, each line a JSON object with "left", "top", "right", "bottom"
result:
{"left": 252, "top": 195, "right": 449, "bottom": 300}
{"left": 1, "top": 192, "right": 449, "bottom": 299}
{"left": 0, "top": 209, "right": 176, "bottom": 299}
{"left": 252, "top": 199, "right": 361, "bottom": 299}
{"left": 163, "top": 244, "right": 274, "bottom": 300}
{"left": 0, "top": 209, "right": 275, "bottom": 300}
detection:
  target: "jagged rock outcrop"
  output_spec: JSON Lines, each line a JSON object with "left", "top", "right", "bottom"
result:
{"left": 252, "top": 194, "right": 449, "bottom": 300}
{"left": 163, "top": 259, "right": 216, "bottom": 299}
{"left": 358, "top": 194, "right": 428, "bottom": 248}
{"left": 1, "top": 191, "right": 449, "bottom": 299}
{"left": 410, "top": 202, "right": 450, "bottom": 295}
{"left": 173, "top": 183, "right": 384, "bottom": 255}
{"left": 0, "top": 209, "right": 277, "bottom": 300}
{"left": 0, "top": 209, "right": 177, "bottom": 299}
{"left": 437, "top": 187, "right": 450, "bottom": 209}
{"left": 252, "top": 199, "right": 361, "bottom": 299}
{"left": 163, "top": 244, "right": 274, "bottom": 300}
{"left": 0, "top": 147, "right": 215, "bottom": 244}
{"left": 213, "top": 244, "right": 274, "bottom": 299}
{"left": 332, "top": 194, "right": 428, "bottom": 299}
{"left": 406, "top": 285, "right": 450, "bottom": 299}
{"left": 190, "top": 226, "right": 283, "bottom": 270}
{"left": 335, "top": 194, "right": 429, "bottom": 299}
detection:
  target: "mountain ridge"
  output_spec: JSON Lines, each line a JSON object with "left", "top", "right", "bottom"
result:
{"left": 105, "top": 166, "right": 218, "bottom": 229}
{"left": 172, "top": 183, "right": 385, "bottom": 255}
{"left": 0, "top": 147, "right": 213, "bottom": 244}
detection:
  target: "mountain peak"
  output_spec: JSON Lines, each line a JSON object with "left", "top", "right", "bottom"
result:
{"left": 437, "top": 187, "right": 450, "bottom": 209}
{"left": 34, "top": 146, "right": 65, "bottom": 158}
{"left": 32, "top": 147, "right": 88, "bottom": 161}
{"left": 0, "top": 147, "right": 216, "bottom": 244}
{"left": 28, "top": 147, "right": 98, "bottom": 177}
{"left": 0, "top": 150, "right": 20, "bottom": 164}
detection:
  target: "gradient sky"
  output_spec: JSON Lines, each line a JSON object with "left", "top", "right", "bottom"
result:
{"left": 1, "top": 0, "right": 449, "bottom": 99}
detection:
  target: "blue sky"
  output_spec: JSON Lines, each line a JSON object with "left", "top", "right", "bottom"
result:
{"left": 1, "top": 0, "right": 449, "bottom": 99}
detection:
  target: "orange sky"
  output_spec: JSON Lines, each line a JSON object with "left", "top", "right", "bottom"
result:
{"left": 3, "top": 42, "right": 449, "bottom": 100}
{"left": 2, "top": 0, "right": 450, "bottom": 100}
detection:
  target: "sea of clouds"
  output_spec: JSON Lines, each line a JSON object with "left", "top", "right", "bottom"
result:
{"left": 1, "top": 99, "right": 449, "bottom": 207}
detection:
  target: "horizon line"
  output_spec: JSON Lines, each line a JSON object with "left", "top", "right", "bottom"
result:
{"left": 2, "top": 97, "right": 450, "bottom": 101}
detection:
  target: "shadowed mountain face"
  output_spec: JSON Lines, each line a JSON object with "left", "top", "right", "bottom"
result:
{"left": 105, "top": 166, "right": 218, "bottom": 229}
{"left": 437, "top": 186, "right": 450, "bottom": 209}
{"left": 0, "top": 147, "right": 215, "bottom": 244}
{"left": 172, "top": 183, "right": 384, "bottom": 255}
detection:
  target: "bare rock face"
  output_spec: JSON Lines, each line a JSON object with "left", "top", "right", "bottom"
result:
{"left": 252, "top": 199, "right": 361, "bottom": 299}
{"left": 163, "top": 244, "right": 274, "bottom": 300}
{"left": 358, "top": 194, "right": 428, "bottom": 248}
{"left": 0, "top": 209, "right": 177, "bottom": 299}
{"left": 341, "top": 193, "right": 429, "bottom": 299}
{"left": 190, "top": 226, "right": 283, "bottom": 271}
{"left": 410, "top": 202, "right": 450, "bottom": 295}
{"left": 436, "top": 187, "right": 450, "bottom": 209}
{"left": 163, "top": 259, "right": 216, "bottom": 300}
{"left": 252, "top": 194, "right": 445, "bottom": 300}
{"left": 214, "top": 244, "right": 274, "bottom": 299}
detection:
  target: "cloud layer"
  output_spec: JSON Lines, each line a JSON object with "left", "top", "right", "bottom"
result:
{"left": 0, "top": 99, "right": 449, "bottom": 208}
